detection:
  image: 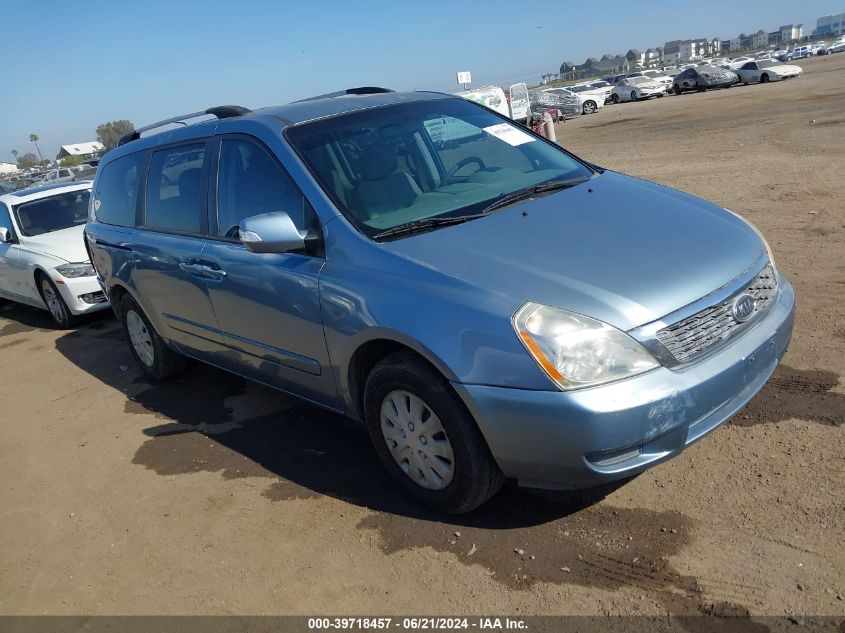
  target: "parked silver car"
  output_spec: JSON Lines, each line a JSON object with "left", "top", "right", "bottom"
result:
{"left": 85, "top": 90, "right": 794, "bottom": 513}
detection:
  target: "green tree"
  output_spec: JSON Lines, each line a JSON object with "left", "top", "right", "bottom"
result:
{"left": 96, "top": 120, "right": 135, "bottom": 151}
{"left": 17, "top": 152, "right": 38, "bottom": 169}
{"left": 29, "top": 134, "right": 43, "bottom": 162}
{"left": 60, "top": 155, "right": 83, "bottom": 167}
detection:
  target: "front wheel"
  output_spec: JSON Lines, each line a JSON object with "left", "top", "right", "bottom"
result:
{"left": 364, "top": 351, "right": 504, "bottom": 514}
{"left": 611, "top": 93, "right": 620, "bottom": 104}
{"left": 37, "top": 274, "right": 74, "bottom": 328}
{"left": 120, "top": 294, "right": 185, "bottom": 381}
{"left": 673, "top": 84, "right": 682, "bottom": 95}
{"left": 630, "top": 90, "right": 638, "bottom": 102}
{"left": 760, "top": 74, "right": 770, "bottom": 83}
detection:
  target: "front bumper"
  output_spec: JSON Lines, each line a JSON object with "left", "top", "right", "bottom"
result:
{"left": 453, "top": 277, "right": 794, "bottom": 490}
{"left": 54, "top": 275, "right": 110, "bottom": 315}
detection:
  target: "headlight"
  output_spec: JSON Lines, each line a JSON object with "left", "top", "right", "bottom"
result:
{"left": 55, "top": 262, "right": 95, "bottom": 278}
{"left": 513, "top": 302, "right": 659, "bottom": 391}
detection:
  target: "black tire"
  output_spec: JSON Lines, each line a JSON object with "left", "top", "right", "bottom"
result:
{"left": 36, "top": 272, "right": 74, "bottom": 329}
{"left": 363, "top": 350, "right": 505, "bottom": 514}
{"left": 673, "top": 84, "right": 682, "bottom": 95}
{"left": 611, "top": 93, "right": 620, "bottom": 104}
{"left": 760, "top": 73, "right": 770, "bottom": 83}
{"left": 119, "top": 293, "right": 185, "bottom": 381}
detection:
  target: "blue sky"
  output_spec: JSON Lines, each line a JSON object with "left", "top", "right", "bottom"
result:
{"left": 3, "top": 0, "right": 841, "bottom": 162}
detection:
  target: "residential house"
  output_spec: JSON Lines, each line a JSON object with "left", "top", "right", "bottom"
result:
{"left": 751, "top": 30, "right": 769, "bottom": 49}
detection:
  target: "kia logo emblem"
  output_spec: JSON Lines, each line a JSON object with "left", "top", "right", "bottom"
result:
{"left": 732, "top": 294, "right": 756, "bottom": 323}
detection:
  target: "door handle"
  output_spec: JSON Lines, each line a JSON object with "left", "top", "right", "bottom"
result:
{"left": 178, "top": 262, "right": 205, "bottom": 275}
{"left": 200, "top": 266, "right": 227, "bottom": 280}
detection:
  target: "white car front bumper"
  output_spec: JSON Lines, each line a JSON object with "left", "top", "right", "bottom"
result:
{"left": 53, "top": 275, "right": 110, "bottom": 315}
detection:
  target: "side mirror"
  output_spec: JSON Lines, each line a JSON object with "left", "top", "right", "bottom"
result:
{"left": 0, "top": 227, "right": 12, "bottom": 243}
{"left": 239, "top": 211, "right": 307, "bottom": 254}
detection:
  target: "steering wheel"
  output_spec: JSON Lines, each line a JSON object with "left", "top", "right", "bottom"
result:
{"left": 446, "top": 156, "right": 486, "bottom": 179}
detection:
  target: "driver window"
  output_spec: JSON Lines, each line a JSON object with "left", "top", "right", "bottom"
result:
{"left": 217, "top": 138, "right": 309, "bottom": 238}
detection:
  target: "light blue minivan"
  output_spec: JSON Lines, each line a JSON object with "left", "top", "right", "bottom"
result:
{"left": 85, "top": 88, "right": 794, "bottom": 513}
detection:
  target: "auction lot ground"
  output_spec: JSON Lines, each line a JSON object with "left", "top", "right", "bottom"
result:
{"left": 1, "top": 55, "right": 843, "bottom": 623}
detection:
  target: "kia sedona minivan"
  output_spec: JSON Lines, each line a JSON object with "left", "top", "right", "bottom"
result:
{"left": 85, "top": 88, "right": 794, "bottom": 513}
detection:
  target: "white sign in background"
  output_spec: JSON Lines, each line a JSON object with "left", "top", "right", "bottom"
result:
{"left": 456, "top": 71, "right": 472, "bottom": 85}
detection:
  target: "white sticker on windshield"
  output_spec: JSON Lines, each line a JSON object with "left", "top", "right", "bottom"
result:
{"left": 482, "top": 123, "right": 535, "bottom": 146}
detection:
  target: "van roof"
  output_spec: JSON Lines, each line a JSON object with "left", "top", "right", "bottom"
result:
{"left": 100, "top": 90, "right": 455, "bottom": 165}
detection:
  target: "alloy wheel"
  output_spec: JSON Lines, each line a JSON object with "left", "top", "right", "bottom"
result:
{"left": 41, "top": 279, "right": 66, "bottom": 324}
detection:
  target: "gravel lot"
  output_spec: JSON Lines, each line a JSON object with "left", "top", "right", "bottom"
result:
{"left": 1, "top": 55, "right": 843, "bottom": 624}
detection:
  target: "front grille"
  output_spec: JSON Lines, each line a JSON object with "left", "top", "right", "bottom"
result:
{"left": 656, "top": 263, "right": 777, "bottom": 364}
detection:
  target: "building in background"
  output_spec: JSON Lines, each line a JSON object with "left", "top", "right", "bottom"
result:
{"left": 779, "top": 24, "right": 803, "bottom": 43}
{"left": 0, "top": 162, "right": 16, "bottom": 174}
{"left": 663, "top": 38, "right": 720, "bottom": 64}
{"left": 815, "top": 13, "right": 844, "bottom": 37}
{"left": 57, "top": 141, "right": 104, "bottom": 162}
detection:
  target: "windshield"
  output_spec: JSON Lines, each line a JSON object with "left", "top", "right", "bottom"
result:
{"left": 757, "top": 60, "right": 778, "bottom": 68}
{"left": 629, "top": 77, "right": 653, "bottom": 85}
{"left": 13, "top": 189, "right": 90, "bottom": 236}
{"left": 286, "top": 98, "right": 593, "bottom": 239}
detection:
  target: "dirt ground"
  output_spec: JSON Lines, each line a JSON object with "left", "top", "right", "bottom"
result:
{"left": 1, "top": 55, "right": 843, "bottom": 624}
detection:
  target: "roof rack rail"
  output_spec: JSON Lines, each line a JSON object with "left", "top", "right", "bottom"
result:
{"left": 293, "top": 86, "right": 394, "bottom": 103}
{"left": 117, "top": 105, "right": 252, "bottom": 147}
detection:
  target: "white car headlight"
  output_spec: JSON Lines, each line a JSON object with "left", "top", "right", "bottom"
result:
{"left": 55, "top": 262, "right": 95, "bottom": 278}
{"left": 513, "top": 302, "right": 660, "bottom": 391}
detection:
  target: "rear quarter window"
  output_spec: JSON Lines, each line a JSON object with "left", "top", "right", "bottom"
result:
{"left": 93, "top": 152, "right": 145, "bottom": 227}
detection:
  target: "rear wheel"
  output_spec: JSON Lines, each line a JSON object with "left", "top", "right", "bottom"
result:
{"left": 364, "top": 351, "right": 504, "bottom": 514}
{"left": 119, "top": 294, "right": 185, "bottom": 381}
{"left": 37, "top": 274, "right": 73, "bottom": 329}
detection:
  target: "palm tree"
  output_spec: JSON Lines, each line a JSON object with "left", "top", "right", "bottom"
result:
{"left": 29, "top": 134, "right": 43, "bottom": 162}
{"left": 11, "top": 149, "right": 18, "bottom": 164}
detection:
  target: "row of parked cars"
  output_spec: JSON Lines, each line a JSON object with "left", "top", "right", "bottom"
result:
{"left": 0, "top": 86, "right": 794, "bottom": 515}
{"left": 0, "top": 163, "right": 98, "bottom": 195}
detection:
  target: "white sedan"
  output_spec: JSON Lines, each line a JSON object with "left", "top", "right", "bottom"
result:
{"left": 0, "top": 182, "right": 110, "bottom": 327}
{"left": 735, "top": 59, "right": 802, "bottom": 84}
{"left": 610, "top": 77, "right": 666, "bottom": 103}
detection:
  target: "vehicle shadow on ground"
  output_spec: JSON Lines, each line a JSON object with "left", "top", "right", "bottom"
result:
{"left": 50, "top": 316, "right": 784, "bottom": 623}
{"left": 0, "top": 301, "right": 112, "bottom": 336}
{"left": 51, "top": 315, "right": 627, "bottom": 529}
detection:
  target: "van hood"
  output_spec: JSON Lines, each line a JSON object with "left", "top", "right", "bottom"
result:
{"left": 20, "top": 224, "right": 88, "bottom": 264}
{"left": 383, "top": 171, "right": 765, "bottom": 331}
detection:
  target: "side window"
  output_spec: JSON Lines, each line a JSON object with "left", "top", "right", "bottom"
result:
{"left": 94, "top": 151, "right": 145, "bottom": 227}
{"left": 217, "top": 138, "right": 310, "bottom": 237}
{"left": 0, "top": 203, "right": 15, "bottom": 238}
{"left": 145, "top": 144, "right": 206, "bottom": 234}
{"left": 59, "top": 169, "right": 71, "bottom": 178}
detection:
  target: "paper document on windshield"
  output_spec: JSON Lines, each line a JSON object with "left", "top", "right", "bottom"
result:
{"left": 482, "top": 123, "right": 535, "bottom": 146}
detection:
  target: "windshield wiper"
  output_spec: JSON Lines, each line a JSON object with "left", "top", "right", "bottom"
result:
{"left": 372, "top": 213, "right": 485, "bottom": 240}
{"left": 479, "top": 177, "right": 590, "bottom": 215}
